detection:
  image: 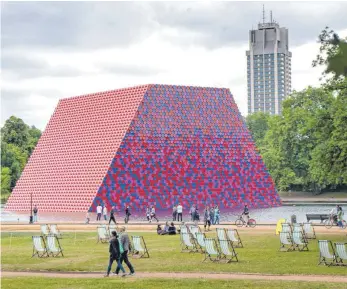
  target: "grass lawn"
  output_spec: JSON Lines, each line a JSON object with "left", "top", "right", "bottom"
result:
{"left": 1, "top": 231, "right": 346, "bottom": 275}
{"left": 2, "top": 277, "right": 347, "bottom": 289}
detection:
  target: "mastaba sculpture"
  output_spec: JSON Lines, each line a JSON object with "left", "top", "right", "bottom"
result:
{"left": 6, "top": 84, "right": 281, "bottom": 212}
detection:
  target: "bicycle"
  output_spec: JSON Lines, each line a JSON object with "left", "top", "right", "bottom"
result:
{"left": 235, "top": 215, "right": 256, "bottom": 228}
{"left": 324, "top": 215, "right": 346, "bottom": 229}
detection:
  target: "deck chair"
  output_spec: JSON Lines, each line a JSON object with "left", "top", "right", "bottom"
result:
{"left": 218, "top": 239, "right": 238, "bottom": 263}
{"left": 303, "top": 223, "right": 316, "bottom": 239}
{"left": 279, "top": 232, "right": 294, "bottom": 251}
{"left": 181, "top": 233, "right": 198, "bottom": 253}
{"left": 281, "top": 223, "right": 292, "bottom": 235}
{"left": 50, "top": 224, "right": 62, "bottom": 239}
{"left": 188, "top": 225, "right": 200, "bottom": 239}
{"left": 318, "top": 240, "right": 337, "bottom": 266}
{"left": 97, "top": 226, "right": 110, "bottom": 243}
{"left": 293, "top": 224, "right": 303, "bottom": 234}
{"left": 108, "top": 224, "right": 118, "bottom": 236}
{"left": 334, "top": 243, "right": 347, "bottom": 266}
{"left": 195, "top": 232, "right": 206, "bottom": 252}
{"left": 32, "top": 236, "right": 48, "bottom": 258}
{"left": 46, "top": 234, "right": 64, "bottom": 257}
{"left": 131, "top": 235, "right": 149, "bottom": 258}
{"left": 40, "top": 224, "right": 50, "bottom": 237}
{"left": 179, "top": 225, "right": 189, "bottom": 246}
{"left": 203, "top": 238, "right": 221, "bottom": 262}
{"left": 226, "top": 228, "right": 243, "bottom": 248}
{"left": 292, "top": 232, "right": 309, "bottom": 251}
{"left": 216, "top": 228, "right": 227, "bottom": 241}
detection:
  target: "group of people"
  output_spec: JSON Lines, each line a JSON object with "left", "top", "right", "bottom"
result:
{"left": 104, "top": 226, "right": 135, "bottom": 277}
{"left": 87, "top": 204, "right": 131, "bottom": 225}
{"left": 330, "top": 205, "right": 345, "bottom": 228}
{"left": 171, "top": 204, "right": 221, "bottom": 225}
{"left": 157, "top": 222, "right": 177, "bottom": 235}
{"left": 145, "top": 206, "right": 159, "bottom": 222}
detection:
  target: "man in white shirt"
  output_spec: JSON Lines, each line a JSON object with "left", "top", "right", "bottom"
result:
{"left": 103, "top": 206, "right": 108, "bottom": 221}
{"left": 177, "top": 203, "right": 183, "bottom": 222}
{"left": 96, "top": 204, "right": 102, "bottom": 221}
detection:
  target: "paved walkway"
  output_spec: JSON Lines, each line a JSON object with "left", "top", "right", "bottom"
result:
{"left": 2, "top": 271, "right": 347, "bottom": 283}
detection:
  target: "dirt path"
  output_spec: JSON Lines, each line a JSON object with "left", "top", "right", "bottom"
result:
{"left": 2, "top": 271, "right": 347, "bottom": 283}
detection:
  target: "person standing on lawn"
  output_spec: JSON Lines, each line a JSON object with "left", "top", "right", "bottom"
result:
{"left": 125, "top": 206, "right": 131, "bottom": 224}
{"left": 172, "top": 205, "right": 177, "bottom": 221}
{"left": 33, "top": 205, "right": 38, "bottom": 222}
{"left": 214, "top": 205, "right": 220, "bottom": 224}
{"left": 115, "top": 227, "right": 135, "bottom": 276}
{"left": 96, "top": 204, "right": 102, "bottom": 221}
{"left": 104, "top": 231, "right": 126, "bottom": 277}
{"left": 103, "top": 206, "right": 108, "bottom": 221}
{"left": 109, "top": 206, "right": 117, "bottom": 225}
{"left": 204, "top": 206, "right": 211, "bottom": 232}
{"left": 177, "top": 203, "right": 183, "bottom": 222}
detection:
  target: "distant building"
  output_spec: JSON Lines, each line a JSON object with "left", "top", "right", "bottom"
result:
{"left": 246, "top": 11, "right": 292, "bottom": 115}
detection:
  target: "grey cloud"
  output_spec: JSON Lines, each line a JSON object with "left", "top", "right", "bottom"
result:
{"left": 1, "top": 54, "right": 83, "bottom": 79}
{"left": 1, "top": 1, "right": 347, "bottom": 51}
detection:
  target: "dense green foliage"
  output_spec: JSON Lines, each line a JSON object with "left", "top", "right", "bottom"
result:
{"left": 246, "top": 29, "right": 347, "bottom": 193}
{"left": 1, "top": 116, "right": 41, "bottom": 201}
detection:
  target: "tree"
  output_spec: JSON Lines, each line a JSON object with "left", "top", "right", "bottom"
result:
{"left": 245, "top": 112, "right": 270, "bottom": 148}
{"left": 1, "top": 167, "right": 11, "bottom": 195}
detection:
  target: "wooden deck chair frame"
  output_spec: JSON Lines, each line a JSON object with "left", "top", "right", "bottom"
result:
{"left": 50, "top": 224, "right": 62, "bottom": 239}
{"left": 203, "top": 238, "right": 221, "bottom": 262}
{"left": 188, "top": 225, "right": 201, "bottom": 240}
{"left": 46, "top": 234, "right": 64, "bottom": 257}
{"left": 195, "top": 232, "right": 207, "bottom": 252}
{"left": 32, "top": 236, "right": 48, "bottom": 258}
{"left": 318, "top": 240, "right": 337, "bottom": 266}
{"left": 218, "top": 239, "right": 238, "bottom": 263}
{"left": 40, "top": 224, "right": 50, "bottom": 237}
{"left": 279, "top": 232, "right": 294, "bottom": 252}
{"left": 226, "top": 228, "right": 243, "bottom": 248}
{"left": 292, "top": 231, "right": 309, "bottom": 251}
{"left": 131, "top": 235, "right": 149, "bottom": 258}
{"left": 97, "top": 226, "right": 110, "bottom": 243}
{"left": 181, "top": 233, "right": 198, "bottom": 253}
{"left": 303, "top": 222, "right": 316, "bottom": 239}
{"left": 334, "top": 242, "right": 347, "bottom": 266}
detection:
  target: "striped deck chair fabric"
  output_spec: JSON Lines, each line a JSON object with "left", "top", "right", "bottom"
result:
{"left": 203, "top": 238, "right": 221, "bottom": 262}
{"left": 292, "top": 232, "right": 309, "bottom": 251}
{"left": 218, "top": 239, "right": 238, "bottom": 263}
{"left": 281, "top": 223, "right": 292, "bottom": 235}
{"left": 293, "top": 224, "right": 303, "bottom": 234}
{"left": 188, "top": 225, "right": 200, "bottom": 239}
{"left": 216, "top": 228, "right": 227, "bottom": 241}
{"left": 195, "top": 232, "right": 206, "bottom": 252}
{"left": 50, "top": 224, "right": 62, "bottom": 239}
{"left": 97, "top": 226, "right": 110, "bottom": 243}
{"left": 181, "top": 233, "right": 197, "bottom": 252}
{"left": 279, "top": 232, "right": 294, "bottom": 251}
{"left": 226, "top": 228, "right": 243, "bottom": 248}
{"left": 40, "top": 224, "right": 50, "bottom": 236}
{"left": 180, "top": 225, "right": 188, "bottom": 235}
{"left": 318, "top": 240, "right": 336, "bottom": 266}
{"left": 303, "top": 223, "right": 316, "bottom": 239}
{"left": 335, "top": 243, "right": 347, "bottom": 266}
{"left": 46, "top": 234, "right": 64, "bottom": 257}
{"left": 32, "top": 236, "right": 48, "bottom": 258}
{"left": 131, "top": 235, "right": 149, "bottom": 258}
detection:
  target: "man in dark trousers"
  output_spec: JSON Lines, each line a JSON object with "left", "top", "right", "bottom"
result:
{"left": 104, "top": 231, "right": 126, "bottom": 277}
{"left": 109, "top": 206, "right": 117, "bottom": 225}
{"left": 114, "top": 227, "right": 135, "bottom": 276}
{"left": 125, "top": 206, "right": 131, "bottom": 224}
{"left": 33, "top": 205, "right": 38, "bottom": 222}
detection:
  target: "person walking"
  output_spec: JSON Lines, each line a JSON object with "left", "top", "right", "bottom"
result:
{"left": 189, "top": 205, "right": 196, "bottom": 221}
{"left": 177, "top": 203, "right": 183, "bottom": 222}
{"left": 104, "top": 231, "right": 126, "bottom": 277}
{"left": 337, "top": 207, "right": 344, "bottom": 228}
{"left": 109, "top": 206, "right": 117, "bottom": 225}
{"left": 146, "top": 206, "right": 151, "bottom": 222}
{"left": 85, "top": 212, "right": 90, "bottom": 224}
{"left": 96, "top": 204, "right": 102, "bottom": 221}
{"left": 150, "top": 206, "right": 159, "bottom": 222}
{"left": 209, "top": 207, "right": 215, "bottom": 225}
{"left": 33, "top": 205, "right": 38, "bottom": 223}
{"left": 125, "top": 206, "right": 131, "bottom": 224}
{"left": 172, "top": 205, "right": 177, "bottom": 221}
{"left": 115, "top": 227, "right": 135, "bottom": 276}
{"left": 204, "top": 206, "right": 211, "bottom": 232}
{"left": 214, "top": 205, "right": 220, "bottom": 225}
{"left": 103, "top": 206, "right": 108, "bottom": 221}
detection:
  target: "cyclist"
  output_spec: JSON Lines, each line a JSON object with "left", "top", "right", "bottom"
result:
{"left": 242, "top": 205, "right": 250, "bottom": 227}
{"left": 330, "top": 205, "right": 339, "bottom": 224}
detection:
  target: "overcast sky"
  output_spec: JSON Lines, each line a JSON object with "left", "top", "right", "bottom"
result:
{"left": 1, "top": 1, "right": 347, "bottom": 130}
